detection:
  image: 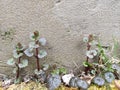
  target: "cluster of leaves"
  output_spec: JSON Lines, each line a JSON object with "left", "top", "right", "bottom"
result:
{"left": 24, "top": 31, "right": 47, "bottom": 75}
{"left": 7, "top": 43, "right": 28, "bottom": 83}
{"left": 51, "top": 67, "right": 67, "bottom": 75}
{"left": 7, "top": 31, "right": 47, "bottom": 83}
{"left": 6, "top": 33, "right": 120, "bottom": 90}
{"left": 82, "top": 34, "right": 120, "bottom": 89}
{"left": 83, "top": 34, "right": 98, "bottom": 74}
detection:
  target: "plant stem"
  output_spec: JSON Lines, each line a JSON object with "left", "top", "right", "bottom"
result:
{"left": 16, "top": 57, "right": 21, "bottom": 79}
{"left": 35, "top": 41, "right": 40, "bottom": 71}
{"left": 85, "top": 35, "right": 91, "bottom": 75}
{"left": 86, "top": 42, "right": 91, "bottom": 62}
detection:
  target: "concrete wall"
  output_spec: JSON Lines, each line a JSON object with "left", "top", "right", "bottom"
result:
{"left": 0, "top": 0, "right": 120, "bottom": 76}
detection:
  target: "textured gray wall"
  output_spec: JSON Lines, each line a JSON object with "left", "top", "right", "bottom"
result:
{"left": 0, "top": 0, "right": 120, "bottom": 76}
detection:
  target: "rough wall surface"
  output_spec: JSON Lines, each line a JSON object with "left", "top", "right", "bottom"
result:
{"left": 0, "top": 0, "right": 120, "bottom": 76}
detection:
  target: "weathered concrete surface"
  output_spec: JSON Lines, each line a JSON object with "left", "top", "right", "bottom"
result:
{"left": 0, "top": 0, "right": 120, "bottom": 76}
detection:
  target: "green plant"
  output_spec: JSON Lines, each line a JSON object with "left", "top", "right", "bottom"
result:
{"left": 83, "top": 34, "right": 98, "bottom": 74}
{"left": 7, "top": 43, "right": 28, "bottom": 83}
{"left": 24, "top": 31, "right": 47, "bottom": 75}
{"left": 83, "top": 34, "right": 118, "bottom": 75}
{"left": 51, "top": 67, "right": 67, "bottom": 75}
{"left": 82, "top": 34, "right": 119, "bottom": 89}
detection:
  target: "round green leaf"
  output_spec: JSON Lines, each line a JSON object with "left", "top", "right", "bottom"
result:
{"left": 13, "top": 67, "right": 18, "bottom": 74}
{"left": 52, "top": 69, "right": 60, "bottom": 75}
{"left": 39, "top": 38, "right": 46, "bottom": 46}
{"left": 83, "top": 37, "right": 89, "bottom": 42}
{"left": 15, "top": 43, "right": 25, "bottom": 52}
{"left": 24, "top": 48, "right": 33, "bottom": 57}
{"left": 38, "top": 50, "right": 47, "bottom": 58}
{"left": 30, "top": 33, "right": 36, "bottom": 41}
{"left": 13, "top": 50, "right": 23, "bottom": 58}
{"left": 43, "top": 64, "right": 49, "bottom": 71}
{"left": 59, "top": 68, "right": 67, "bottom": 74}
{"left": 29, "top": 42, "right": 39, "bottom": 49}
{"left": 34, "top": 69, "right": 43, "bottom": 75}
{"left": 14, "top": 78, "right": 21, "bottom": 84}
{"left": 7, "top": 58, "right": 15, "bottom": 65}
{"left": 29, "top": 31, "right": 39, "bottom": 41}
{"left": 18, "top": 59, "right": 28, "bottom": 68}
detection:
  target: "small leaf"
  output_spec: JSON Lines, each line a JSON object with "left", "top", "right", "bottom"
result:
{"left": 29, "top": 42, "right": 39, "bottom": 49}
{"left": 52, "top": 69, "right": 60, "bottom": 75}
{"left": 29, "top": 31, "right": 39, "bottom": 40}
{"left": 83, "top": 37, "right": 89, "bottom": 43}
{"left": 24, "top": 48, "right": 33, "bottom": 57}
{"left": 18, "top": 59, "right": 28, "bottom": 68}
{"left": 13, "top": 50, "right": 23, "bottom": 58}
{"left": 7, "top": 58, "right": 15, "bottom": 65}
{"left": 14, "top": 78, "right": 21, "bottom": 84}
{"left": 15, "top": 43, "right": 25, "bottom": 52}
{"left": 13, "top": 67, "right": 18, "bottom": 74}
{"left": 38, "top": 50, "right": 47, "bottom": 58}
{"left": 39, "top": 38, "right": 46, "bottom": 46}
{"left": 30, "top": 33, "right": 36, "bottom": 40}
{"left": 89, "top": 40, "right": 98, "bottom": 46}
{"left": 34, "top": 69, "right": 43, "bottom": 75}
{"left": 83, "top": 62, "right": 88, "bottom": 67}
{"left": 83, "top": 62, "right": 92, "bottom": 67}
{"left": 91, "top": 70, "right": 96, "bottom": 75}
{"left": 86, "top": 50, "right": 97, "bottom": 59}
{"left": 43, "top": 64, "right": 49, "bottom": 71}
{"left": 59, "top": 68, "right": 67, "bottom": 74}
{"left": 34, "top": 31, "right": 39, "bottom": 38}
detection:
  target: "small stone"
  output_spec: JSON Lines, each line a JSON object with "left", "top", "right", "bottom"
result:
{"left": 76, "top": 79, "right": 89, "bottom": 89}
{"left": 69, "top": 77, "right": 78, "bottom": 88}
{"left": 62, "top": 73, "right": 74, "bottom": 85}
{"left": 2, "top": 79, "right": 13, "bottom": 87}
{"left": 104, "top": 72, "right": 115, "bottom": 83}
{"left": 23, "top": 75, "right": 33, "bottom": 83}
{"left": 47, "top": 74, "right": 61, "bottom": 90}
{"left": 93, "top": 76, "right": 105, "bottom": 86}
{"left": 37, "top": 71, "right": 47, "bottom": 83}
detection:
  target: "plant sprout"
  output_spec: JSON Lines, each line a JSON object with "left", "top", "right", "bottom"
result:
{"left": 7, "top": 43, "right": 28, "bottom": 83}
{"left": 82, "top": 34, "right": 120, "bottom": 89}
{"left": 83, "top": 34, "right": 98, "bottom": 74}
{"left": 51, "top": 67, "right": 67, "bottom": 75}
{"left": 42, "top": 64, "right": 49, "bottom": 71}
{"left": 24, "top": 31, "right": 47, "bottom": 75}
{"left": 86, "top": 50, "right": 97, "bottom": 59}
